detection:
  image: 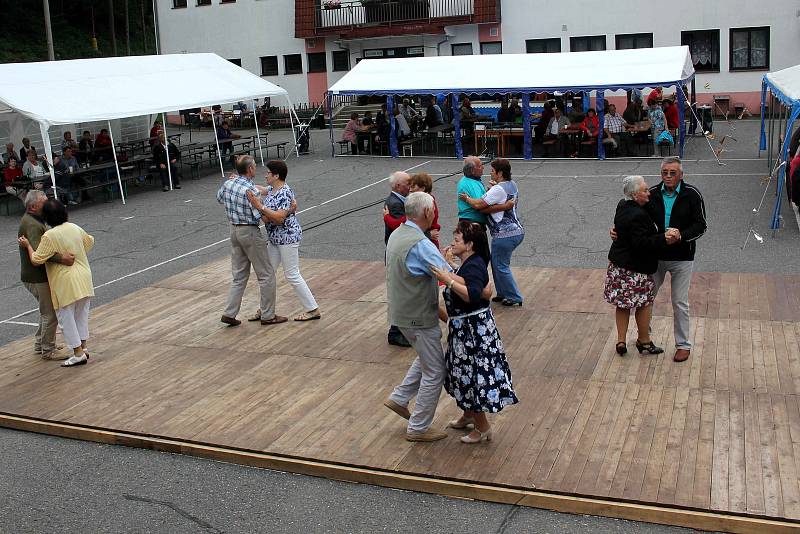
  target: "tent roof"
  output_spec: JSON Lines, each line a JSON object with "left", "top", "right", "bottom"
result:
{"left": 0, "top": 53, "right": 289, "bottom": 127}
{"left": 329, "top": 46, "right": 695, "bottom": 96}
{"left": 765, "top": 64, "right": 800, "bottom": 106}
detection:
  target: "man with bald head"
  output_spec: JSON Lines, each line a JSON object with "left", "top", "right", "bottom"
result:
{"left": 384, "top": 171, "right": 412, "bottom": 347}
{"left": 457, "top": 156, "right": 487, "bottom": 227}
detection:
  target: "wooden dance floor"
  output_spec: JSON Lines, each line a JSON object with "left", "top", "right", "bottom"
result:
{"left": 2, "top": 258, "right": 800, "bottom": 532}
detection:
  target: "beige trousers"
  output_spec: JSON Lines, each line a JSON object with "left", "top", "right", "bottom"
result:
{"left": 23, "top": 281, "right": 58, "bottom": 353}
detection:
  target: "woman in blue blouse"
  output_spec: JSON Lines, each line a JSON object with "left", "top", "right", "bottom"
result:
{"left": 246, "top": 160, "right": 320, "bottom": 321}
{"left": 431, "top": 221, "right": 518, "bottom": 443}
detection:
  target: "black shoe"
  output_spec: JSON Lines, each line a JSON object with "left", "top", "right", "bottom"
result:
{"left": 163, "top": 186, "right": 169, "bottom": 192}
{"left": 616, "top": 342, "right": 627, "bottom": 356}
{"left": 174, "top": 184, "right": 181, "bottom": 189}
{"left": 636, "top": 340, "right": 664, "bottom": 355}
{"left": 500, "top": 299, "right": 522, "bottom": 307}
{"left": 220, "top": 315, "right": 241, "bottom": 327}
{"left": 388, "top": 334, "right": 411, "bottom": 347}
{"left": 491, "top": 296, "right": 504, "bottom": 303}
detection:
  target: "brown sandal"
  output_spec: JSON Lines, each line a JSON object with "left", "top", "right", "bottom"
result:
{"left": 261, "top": 315, "right": 288, "bottom": 325}
{"left": 294, "top": 309, "right": 321, "bottom": 322}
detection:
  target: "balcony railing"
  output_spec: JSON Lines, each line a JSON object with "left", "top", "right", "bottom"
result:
{"left": 316, "top": 0, "right": 473, "bottom": 29}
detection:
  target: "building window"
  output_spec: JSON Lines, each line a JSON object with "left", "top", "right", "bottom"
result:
{"left": 681, "top": 29, "right": 720, "bottom": 72}
{"left": 284, "top": 54, "right": 303, "bottom": 74}
{"left": 570, "top": 35, "right": 606, "bottom": 52}
{"left": 480, "top": 42, "right": 502, "bottom": 55}
{"left": 526, "top": 38, "right": 561, "bottom": 54}
{"left": 730, "top": 27, "right": 769, "bottom": 70}
{"left": 308, "top": 52, "right": 326, "bottom": 73}
{"left": 260, "top": 56, "right": 278, "bottom": 76}
{"left": 227, "top": 58, "right": 241, "bottom": 67}
{"left": 196, "top": 0, "right": 211, "bottom": 5}
{"left": 615, "top": 33, "right": 653, "bottom": 50}
{"left": 220, "top": 0, "right": 236, "bottom": 3}
{"left": 332, "top": 50, "right": 349, "bottom": 72}
{"left": 172, "top": 0, "right": 187, "bottom": 7}
{"left": 451, "top": 43, "right": 473, "bottom": 56}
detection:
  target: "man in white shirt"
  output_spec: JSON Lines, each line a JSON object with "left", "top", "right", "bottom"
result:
{"left": 543, "top": 108, "right": 570, "bottom": 156}
{"left": 393, "top": 108, "right": 411, "bottom": 141}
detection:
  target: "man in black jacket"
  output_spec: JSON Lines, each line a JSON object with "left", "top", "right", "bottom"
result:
{"left": 152, "top": 131, "right": 181, "bottom": 192}
{"left": 644, "top": 157, "right": 707, "bottom": 362}
{"left": 384, "top": 171, "right": 411, "bottom": 347}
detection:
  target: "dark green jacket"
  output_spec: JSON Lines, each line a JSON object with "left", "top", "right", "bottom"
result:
{"left": 18, "top": 212, "right": 62, "bottom": 284}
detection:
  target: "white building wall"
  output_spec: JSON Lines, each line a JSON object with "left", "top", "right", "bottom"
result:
{"left": 156, "top": 0, "right": 799, "bottom": 109}
{"left": 157, "top": 0, "right": 310, "bottom": 103}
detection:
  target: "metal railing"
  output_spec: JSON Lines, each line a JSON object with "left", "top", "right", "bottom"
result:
{"left": 316, "top": 0, "right": 473, "bottom": 29}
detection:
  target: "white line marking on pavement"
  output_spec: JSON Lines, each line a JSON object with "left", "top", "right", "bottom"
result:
{"left": 2, "top": 320, "right": 38, "bottom": 327}
{"left": 120, "top": 216, "right": 135, "bottom": 220}
{"left": 1, "top": 160, "right": 432, "bottom": 325}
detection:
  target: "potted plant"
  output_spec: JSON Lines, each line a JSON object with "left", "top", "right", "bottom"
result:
{"left": 323, "top": 0, "right": 341, "bottom": 9}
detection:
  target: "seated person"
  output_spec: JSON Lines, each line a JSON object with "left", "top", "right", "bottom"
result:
{"left": 342, "top": 112, "right": 361, "bottom": 154}
{"left": 19, "top": 137, "right": 35, "bottom": 162}
{"left": 216, "top": 121, "right": 241, "bottom": 163}
{"left": 357, "top": 111, "right": 375, "bottom": 153}
{"left": 580, "top": 108, "right": 600, "bottom": 141}
{"left": 3, "top": 157, "right": 25, "bottom": 201}
{"left": 496, "top": 100, "right": 515, "bottom": 124}
{"left": 424, "top": 98, "right": 444, "bottom": 128}
{"left": 54, "top": 146, "right": 87, "bottom": 204}
{"left": 460, "top": 97, "right": 477, "bottom": 134}
{"left": 393, "top": 107, "right": 411, "bottom": 142}
{"left": 77, "top": 131, "right": 94, "bottom": 165}
{"left": 509, "top": 98, "right": 523, "bottom": 123}
{"left": 623, "top": 97, "right": 646, "bottom": 124}
{"left": 94, "top": 128, "right": 113, "bottom": 162}
{"left": 603, "top": 103, "right": 632, "bottom": 156}
{"left": 2, "top": 142, "right": 18, "bottom": 166}
{"left": 398, "top": 98, "right": 420, "bottom": 134}
{"left": 375, "top": 104, "right": 390, "bottom": 143}
{"left": 61, "top": 131, "right": 78, "bottom": 152}
{"left": 152, "top": 131, "right": 182, "bottom": 192}
{"left": 21, "top": 149, "right": 49, "bottom": 189}
{"left": 543, "top": 108, "right": 570, "bottom": 156}
{"left": 149, "top": 120, "right": 163, "bottom": 145}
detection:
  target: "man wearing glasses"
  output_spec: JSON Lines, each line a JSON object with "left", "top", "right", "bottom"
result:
{"left": 646, "top": 157, "right": 707, "bottom": 362}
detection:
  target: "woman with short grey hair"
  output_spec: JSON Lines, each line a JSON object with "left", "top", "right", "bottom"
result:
{"left": 603, "top": 175, "right": 675, "bottom": 356}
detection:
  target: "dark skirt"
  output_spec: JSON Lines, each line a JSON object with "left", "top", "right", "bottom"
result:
{"left": 444, "top": 307, "right": 519, "bottom": 413}
{"left": 603, "top": 262, "right": 655, "bottom": 309}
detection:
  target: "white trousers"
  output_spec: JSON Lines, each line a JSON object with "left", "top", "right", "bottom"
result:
{"left": 55, "top": 297, "right": 91, "bottom": 349}
{"left": 267, "top": 242, "right": 318, "bottom": 312}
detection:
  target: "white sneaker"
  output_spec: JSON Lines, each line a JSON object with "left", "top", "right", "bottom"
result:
{"left": 61, "top": 354, "right": 88, "bottom": 367}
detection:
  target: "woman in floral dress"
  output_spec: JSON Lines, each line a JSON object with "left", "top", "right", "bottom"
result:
{"left": 431, "top": 221, "right": 518, "bottom": 444}
{"left": 604, "top": 175, "right": 676, "bottom": 356}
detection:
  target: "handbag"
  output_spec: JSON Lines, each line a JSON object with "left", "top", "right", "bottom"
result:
{"left": 657, "top": 130, "right": 674, "bottom": 146}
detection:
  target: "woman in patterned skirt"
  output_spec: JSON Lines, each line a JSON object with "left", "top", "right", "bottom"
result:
{"left": 604, "top": 175, "right": 677, "bottom": 356}
{"left": 431, "top": 221, "right": 518, "bottom": 444}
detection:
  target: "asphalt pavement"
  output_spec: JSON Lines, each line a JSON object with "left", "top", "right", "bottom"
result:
{"left": 0, "top": 120, "right": 781, "bottom": 532}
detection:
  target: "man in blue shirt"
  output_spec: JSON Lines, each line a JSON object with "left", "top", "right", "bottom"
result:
{"left": 456, "top": 156, "right": 487, "bottom": 226}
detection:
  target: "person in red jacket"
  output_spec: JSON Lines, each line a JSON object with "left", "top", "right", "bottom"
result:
{"left": 383, "top": 172, "right": 441, "bottom": 249}
{"left": 3, "top": 157, "right": 24, "bottom": 200}
{"left": 663, "top": 98, "right": 680, "bottom": 132}
{"left": 580, "top": 108, "right": 600, "bottom": 141}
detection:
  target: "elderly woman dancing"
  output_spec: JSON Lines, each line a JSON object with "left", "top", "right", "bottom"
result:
{"left": 18, "top": 199, "right": 95, "bottom": 367}
{"left": 432, "top": 221, "right": 518, "bottom": 443}
{"left": 604, "top": 175, "right": 677, "bottom": 356}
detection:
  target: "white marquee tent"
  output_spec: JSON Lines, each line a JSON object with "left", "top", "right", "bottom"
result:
{"left": 328, "top": 46, "right": 695, "bottom": 159}
{"left": 0, "top": 53, "right": 292, "bottom": 202}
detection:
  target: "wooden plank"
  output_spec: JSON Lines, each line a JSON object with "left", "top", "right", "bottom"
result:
{"left": 674, "top": 388, "right": 702, "bottom": 508}
{"left": 622, "top": 385, "right": 665, "bottom": 500}
{"left": 758, "top": 392, "right": 785, "bottom": 517}
{"left": 692, "top": 388, "right": 716, "bottom": 510}
{"left": 728, "top": 391, "right": 747, "bottom": 513}
{"left": 771, "top": 394, "right": 800, "bottom": 519}
{"left": 658, "top": 386, "right": 689, "bottom": 505}
{"left": 640, "top": 386, "right": 676, "bottom": 503}
{"left": 711, "top": 390, "right": 731, "bottom": 511}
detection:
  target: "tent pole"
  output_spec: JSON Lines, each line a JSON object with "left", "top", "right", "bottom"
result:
{"left": 327, "top": 92, "right": 334, "bottom": 158}
{"left": 283, "top": 94, "right": 300, "bottom": 158}
{"left": 452, "top": 94, "right": 463, "bottom": 160}
{"left": 522, "top": 93, "right": 532, "bottom": 160}
{"left": 596, "top": 90, "right": 605, "bottom": 160}
{"left": 212, "top": 108, "right": 225, "bottom": 178}
{"left": 758, "top": 79, "right": 768, "bottom": 155}
{"left": 38, "top": 123, "right": 57, "bottom": 193}
{"left": 106, "top": 120, "right": 126, "bottom": 205}
{"left": 161, "top": 112, "right": 173, "bottom": 190}
{"left": 387, "top": 94, "right": 398, "bottom": 158}
{"left": 677, "top": 83, "right": 686, "bottom": 158}
{"left": 252, "top": 98, "right": 265, "bottom": 168}
{"left": 770, "top": 104, "right": 800, "bottom": 232}
{"left": 768, "top": 92, "right": 775, "bottom": 173}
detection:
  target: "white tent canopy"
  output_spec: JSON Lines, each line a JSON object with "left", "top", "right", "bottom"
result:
{"left": 0, "top": 53, "right": 289, "bottom": 127}
{"left": 328, "top": 46, "right": 695, "bottom": 95}
{"left": 0, "top": 53, "right": 292, "bottom": 201}
{"left": 765, "top": 64, "right": 800, "bottom": 104}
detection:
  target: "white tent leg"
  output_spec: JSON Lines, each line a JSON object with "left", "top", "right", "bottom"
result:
{"left": 252, "top": 98, "right": 265, "bottom": 167}
{"left": 284, "top": 94, "right": 300, "bottom": 158}
{"left": 212, "top": 112, "right": 225, "bottom": 177}
{"left": 107, "top": 120, "right": 126, "bottom": 204}
{"left": 161, "top": 112, "right": 174, "bottom": 190}
{"left": 38, "top": 123, "right": 57, "bottom": 192}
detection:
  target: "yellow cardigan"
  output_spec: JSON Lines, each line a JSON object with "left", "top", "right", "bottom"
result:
{"left": 31, "top": 222, "right": 95, "bottom": 309}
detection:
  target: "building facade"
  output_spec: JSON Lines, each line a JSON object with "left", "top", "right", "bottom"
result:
{"left": 156, "top": 0, "right": 799, "bottom": 112}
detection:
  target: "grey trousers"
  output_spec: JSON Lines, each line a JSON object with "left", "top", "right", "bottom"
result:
{"left": 223, "top": 225, "right": 276, "bottom": 319}
{"left": 389, "top": 325, "right": 446, "bottom": 433}
{"left": 23, "top": 281, "right": 58, "bottom": 353}
{"left": 653, "top": 260, "right": 693, "bottom": 350}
